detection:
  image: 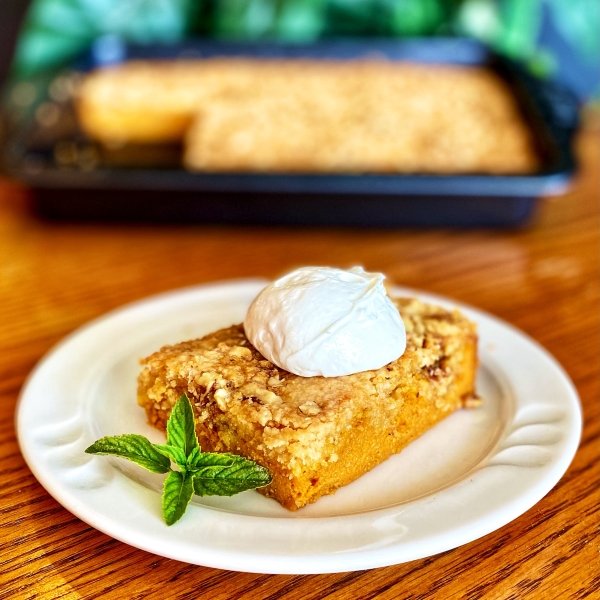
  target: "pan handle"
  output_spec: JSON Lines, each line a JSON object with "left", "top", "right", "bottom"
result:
{"left": 533, "top": 75, "right": 581, "bottom": 133}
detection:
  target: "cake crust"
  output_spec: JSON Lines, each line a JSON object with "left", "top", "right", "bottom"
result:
{"left": 137, "top": 298, "right": 478, "bottom": 510}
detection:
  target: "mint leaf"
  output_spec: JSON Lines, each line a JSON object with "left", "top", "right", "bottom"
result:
{"left": 192, "top": 453, "right": 272, "bottom": 497}
{"left": 190, "top": 452, "right": 235, "bottom": 469}
{"left": 85, "top": 434, "right": 171, "bottom": 474}
{"left": 162, "top": 470, "right": 195, "bottom": 526}
{"left": 154, "top": 444, "right": 187, "bottom": 469}
{"left": 186, "top": 446, "right": 202, "bottom": 468}
{"left": 166, "top": 393, "right": 199, "bottom": 459}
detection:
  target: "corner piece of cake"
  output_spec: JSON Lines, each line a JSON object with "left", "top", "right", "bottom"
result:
{"left": 137, "top": 297, "right": 478, "bottom": 511}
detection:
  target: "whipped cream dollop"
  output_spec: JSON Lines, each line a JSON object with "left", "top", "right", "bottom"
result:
{"left": 244, "top": 266, "right": 406, "bottom": 377}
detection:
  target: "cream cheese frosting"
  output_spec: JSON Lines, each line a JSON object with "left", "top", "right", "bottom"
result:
{"left": 244, "top": 266, "right": 406, "bottom": 377}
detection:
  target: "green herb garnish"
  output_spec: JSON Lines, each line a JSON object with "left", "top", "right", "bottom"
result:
{"left": 85, "top": 393, "right": 272, "bottom": 525}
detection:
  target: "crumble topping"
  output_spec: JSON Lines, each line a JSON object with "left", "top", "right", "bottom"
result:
{"left": 138, "top": 298, "right": 476, "bottom": 471}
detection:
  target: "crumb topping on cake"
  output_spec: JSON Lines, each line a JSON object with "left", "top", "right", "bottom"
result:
{"left": 138, "top": 298, "right": 476, "bottom": 471}
{"left": 79, "top": 59, "right": 539, "bottom": 174}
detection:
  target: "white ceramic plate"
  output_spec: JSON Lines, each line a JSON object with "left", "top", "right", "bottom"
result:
{"left": 17, "top": 280, "right": 582, "bottom": 574}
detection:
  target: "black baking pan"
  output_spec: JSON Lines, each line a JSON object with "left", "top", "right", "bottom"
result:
{"left": 0, "top": 37, "right": 579, "bottom": 227}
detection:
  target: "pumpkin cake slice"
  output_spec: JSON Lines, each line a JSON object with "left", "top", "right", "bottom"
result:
{"left": 137, "top": 297, "right": 478, "bottom": 511}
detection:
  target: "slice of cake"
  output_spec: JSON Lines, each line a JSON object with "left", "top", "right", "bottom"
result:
{"left": 137, "top": 297, "right": 478, "bottom": 511}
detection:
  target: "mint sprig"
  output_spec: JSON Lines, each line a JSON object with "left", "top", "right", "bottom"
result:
{"left": 85, "top": 393, "right": 272, "bottom": 525}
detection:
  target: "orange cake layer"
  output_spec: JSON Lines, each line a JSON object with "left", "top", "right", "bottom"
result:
{"left": 77, "top": 59, "right": 539, "bottom": 174}
{"left": 137, "top": 298, "right": 478, "bottom": 510}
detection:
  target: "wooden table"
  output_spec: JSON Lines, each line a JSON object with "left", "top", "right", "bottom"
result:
{"left": 1, "top": 126, "right": 598, "bottom": 600}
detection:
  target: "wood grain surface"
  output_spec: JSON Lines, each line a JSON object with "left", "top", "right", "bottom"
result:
{"left": 0, "top": 127, "right": 598, "bottom": 600}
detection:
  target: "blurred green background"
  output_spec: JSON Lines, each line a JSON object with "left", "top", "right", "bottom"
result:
{"left": 10, "top": 0, "right": 600, "bottom": 99}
